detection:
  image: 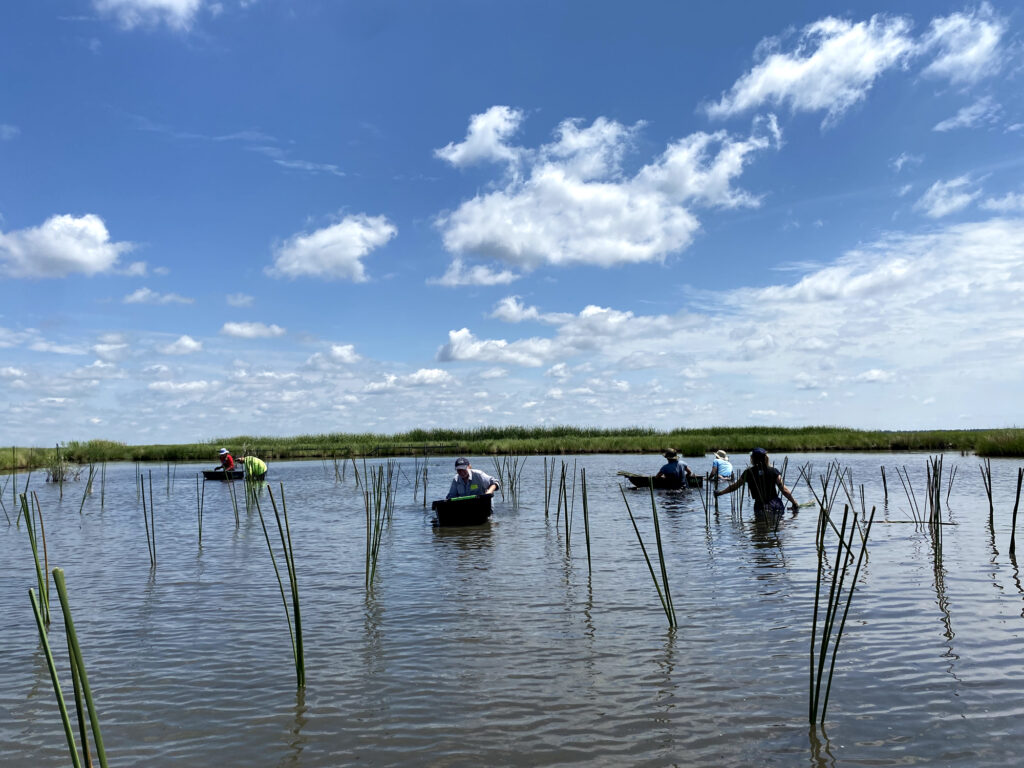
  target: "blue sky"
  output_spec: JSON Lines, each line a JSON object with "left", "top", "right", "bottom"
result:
{"left": 2, "top": 1, "right": 1023, "bottom": 446}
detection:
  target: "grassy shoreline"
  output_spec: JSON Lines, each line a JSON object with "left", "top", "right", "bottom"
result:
{"left": 2, "top": 426, "right": 1023, "bottom": 472}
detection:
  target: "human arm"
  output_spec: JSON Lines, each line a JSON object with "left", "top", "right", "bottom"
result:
{"left": 775, "top": 475, "right": 799, "bottom": 509}
{"left": 714, "top": 472, "right": 744, "bottom": 497}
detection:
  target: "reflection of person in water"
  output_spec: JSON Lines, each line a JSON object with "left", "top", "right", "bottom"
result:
{"left": 714, "top": 447, "right": 797, "bottom": 515}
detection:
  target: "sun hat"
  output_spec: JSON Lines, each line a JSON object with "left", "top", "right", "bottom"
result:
{"left": 715, "top": 450, "right": 729, "bottom": 460}
{"left": 219, "top": 448, "right": 229, "bottom": 455}
{"left": 454, "top": 457, "right": 470, "bottom": 469}
{"left": 663, "top": 449, "right": 678, "bottom": 459}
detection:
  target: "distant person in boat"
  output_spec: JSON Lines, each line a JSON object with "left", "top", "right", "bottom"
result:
{"left": 709, "top": 449, "right": 734, "bottom": 487}
{"left": 215, "top": 448, "right": 235, "bottom": 473}
{"left": 713, "top": 447, "right": 798, "bottom": 515}
{"left": 446, "top": 457, "right": 499, "bottom": 500}
{"left": 655, "top": 449, "right": 692, "bottom": 487}
{"left": 242, "top": 455, "right": 267, "bottom": 480}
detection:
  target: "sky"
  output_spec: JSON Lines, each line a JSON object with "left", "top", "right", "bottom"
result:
{"left": 1, "top": 1, "right": 1023, "bottom": 446}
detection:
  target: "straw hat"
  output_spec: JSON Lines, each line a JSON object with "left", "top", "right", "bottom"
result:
{"left": 663, "top": 449, "right": 678, "bottom": 459}
{"left": 715, "top": 450, "right": 728, "bottom": 460}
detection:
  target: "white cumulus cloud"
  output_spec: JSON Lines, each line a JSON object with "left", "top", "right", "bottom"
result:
{"left": 159, "top": 335, "right": 203, "bottom": 354}
{"left": 981, "top": 192, "right": 1024, "bottom": 213}
{"left": 148, "top": 379, "right": 210, "bottom": 393}
{"left": 434, "top": 106, "right": 524, "bottom": 167}
{"left": 268, "top": 213, "right": 397, "bottom": 282}
{"left": 436, "top": 328, "right": 556, "bottom": 367}
{"left": 429, "top": 257, "right": 520, "bottom": 287}
{"left": 704, "top": 14, "right": 915, "bottom": 126}
{"left": 0, "top": 214, "right": 133, "bottom": 278}
{"left": 436, "top": 109, "right": 777, "bottom": 271}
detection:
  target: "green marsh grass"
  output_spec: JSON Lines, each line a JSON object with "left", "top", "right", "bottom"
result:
{"left": 5, "top": 427, "right": 1024, "bottom": 474}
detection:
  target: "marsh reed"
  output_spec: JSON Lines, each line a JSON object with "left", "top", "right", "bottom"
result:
{"left": 620, "top": 482, "right": 677, "bottom": 628}
{"left": 364, "top": 466, "right": 388, "bottom": 588}
{"left": 980, "top": 458, "right": 994, "bottom": 523}
{"left": 809, "top": 503, "right": 875, "bottom": 724}
{"left": 140, "top": 472, "right": 156, "bottom": 567}
{"left": 23, "top": 492, "right": 50, "bottom": 626}
{"left": 254, "top": 485, "right": 305, "bottom": 688}
{"left": 1010, "top": 467, "right": 1023, "bottom": 556}
{"left": 29, "top": 567, "right": 109, "bottom": 768}
{"left": 580, "top": 468, "right": 592, "bottom": 575}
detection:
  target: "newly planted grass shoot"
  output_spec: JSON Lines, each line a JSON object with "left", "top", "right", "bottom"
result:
{"left": 365, "top": 466, "right": 388, "bottom": 588}
{"left": 23, "top": 493, "right": 50, "bottom": 626}
{"left": 40, "top": 568, "right": 109, "bottom": 768}
{"left": 810, "top": 503, "right": 876, "bottom": 724}
{"left": 620, "top": 482, "right": 677, "bottom": 628}
{"left": 255, "top": 486, "right": 305, "bottom": 688}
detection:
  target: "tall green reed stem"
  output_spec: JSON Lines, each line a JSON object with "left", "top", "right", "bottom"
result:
{"left": 52, "top": 567, "right": 109, "bottom": 767}
{"left": 620, "top": 484, "right": 676, "bottom": 627}
{"left": 256, "top": 486, "right": 305, "bottom": 688}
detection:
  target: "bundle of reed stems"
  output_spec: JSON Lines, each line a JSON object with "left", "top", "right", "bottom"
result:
{"left": 620, "top": 482, "right": 676, "bottom": 628}
{"left": 364, "top": 466, "right": 388, "bottom": 588}
{"left": 140, "top": 472, "right": 156, "bottom": 567}
{"left": 809, "top": 502, "right": 875, "bottom": 724}
{"left": 254, "top": 485, "right": 305, "bottom": 688}
{"left": 30, "top": 567, "right": 109, "bottom": 768}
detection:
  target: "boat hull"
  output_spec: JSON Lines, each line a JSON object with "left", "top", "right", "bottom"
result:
{"left": 621, "top": 473, "right": 703, "bottom": 490}
{"left": 203, "top": 470, "right": 245, "bottom": 480}
{"left": 430, "top": 494, "right": 493, "bottom": 526}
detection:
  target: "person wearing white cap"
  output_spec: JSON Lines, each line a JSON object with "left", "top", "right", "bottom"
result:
{"left": 446, "top": 457, "right": 498, "bottom": 500}
{"left": 709, "top": 449, "right": 734, "bottom": 487}
{"left": 215, "top": 447, "right": 235, "bottom": 473}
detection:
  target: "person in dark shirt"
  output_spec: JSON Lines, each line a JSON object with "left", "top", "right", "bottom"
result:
{"left": 714, "top": 447, "right": 798, "bottom": 515}
{"left": 655, "top": 449, "right": 692, "bottom": 487}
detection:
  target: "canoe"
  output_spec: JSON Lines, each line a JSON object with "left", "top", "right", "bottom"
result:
{"left": 430, "top": 494, "right": 493, "bottom": 526}
{"left": 620, "top": 472, "right": 703, "bottom": 490}
{"left": 203, "top": 470, "right": 244, "bottom": 480}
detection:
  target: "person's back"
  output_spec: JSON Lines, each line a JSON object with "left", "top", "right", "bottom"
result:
{"left": 243, "top": 455, "right": 267, "bottom": 478}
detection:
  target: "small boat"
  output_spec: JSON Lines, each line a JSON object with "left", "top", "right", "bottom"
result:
{"left": 618, "top": 472, "right": 703, "bottom": 490}
{"left": 203, "top": 469, "right": 245, "bottom": 480}
{"left": 430, "top": 494, "right": 493, "bottom": 526}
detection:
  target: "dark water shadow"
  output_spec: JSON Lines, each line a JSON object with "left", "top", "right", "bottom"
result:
{"left": 275, "top": 689, "right": 309, "bottom": 768}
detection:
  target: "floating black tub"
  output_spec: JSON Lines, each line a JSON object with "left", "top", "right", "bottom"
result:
{"left": 203, "top": 470, "right": 245, "bottom": 480}
{"left": 430, "top": 494, "right": 493, "bottom": 526}
{"left": 619, "top": 472, "right": 703, "bottom": 490}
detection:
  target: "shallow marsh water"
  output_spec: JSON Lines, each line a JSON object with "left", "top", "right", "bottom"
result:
{"left": 2, "top": 453, "right": 1024, "bottom": 767}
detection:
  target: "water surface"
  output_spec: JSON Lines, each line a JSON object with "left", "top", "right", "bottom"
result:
{"left": 2, "top": 453, "right": 1024, "bottom": 766}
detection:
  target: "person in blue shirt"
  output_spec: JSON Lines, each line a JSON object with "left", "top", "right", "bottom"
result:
{"left": 446, "top": 457, "right": 499, "bottom": 499}
{"left": 709, "top": 449, "right": 734, "bottom": 487}
{"left": 656, "top": 449, "right": 692, "bottom": 488}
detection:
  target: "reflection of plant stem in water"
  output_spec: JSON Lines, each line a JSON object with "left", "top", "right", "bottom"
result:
{"left": 807, "top": 724, "right": 837, "bottom": 768}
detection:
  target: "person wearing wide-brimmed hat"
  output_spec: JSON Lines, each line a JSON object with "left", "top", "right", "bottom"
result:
{"left": 709, "top": 449, "right": 734, "bottom": 487}
{"left": 214, "top": 447, "right": 235, "bottom": 472}
{"left": 446, "top": 457, "right": 499, "bottom": 500}
{"left": 714, "top": 447, "right": 797, "bottom": 515}
{"left": 655, "top": 449, "right": 692, "bottom": 488}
